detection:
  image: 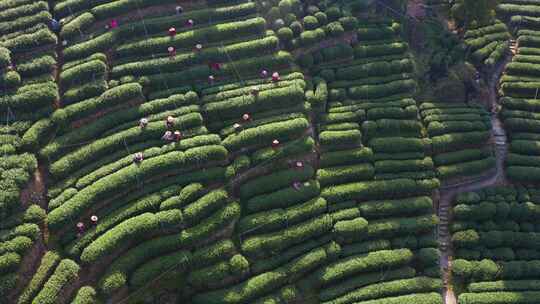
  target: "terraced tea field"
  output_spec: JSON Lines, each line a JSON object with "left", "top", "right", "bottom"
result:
{"left": 1, "top": 0, "right": 540, "bottom": 303}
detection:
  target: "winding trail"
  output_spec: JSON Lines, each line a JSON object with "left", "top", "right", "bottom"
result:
{"left": 438, "top": 53, "right": 511, "bottom": 304}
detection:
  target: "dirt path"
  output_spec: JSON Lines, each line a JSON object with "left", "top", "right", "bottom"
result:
{"left": 438, "top": 53, "right": 511, "bottom": 304}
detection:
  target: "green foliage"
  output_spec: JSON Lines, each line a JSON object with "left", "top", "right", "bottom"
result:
{"left": 99, "top": 235, "right": 184, "bottom": 295}
{"left": 130, "top": 250, "right": 190, "bottom": 287}
{"left": 70, "top": 286, "right": 97, "bottom": 304}
{"left": 241, "top": 215, "right": 333, "bottom": 258}
{"left": 459, "top": 291, "right": 540, "bottom": 304}
{"left": 359, "top": 196, "right": 433, "bottom": 219}
{"left": 239, "top": 165, "right": 314, "bottom": 200}
{"left": 333, "top": 217, "right": 368, "bottom": 243}
{"left": 303, "top": 16, "right": 319, "bottom": 30}
{"left": 322, "top": 178, "right": 439, "bottom": 204}
{"left": 244, "top": 180, "right": 320, "bottom": 213}
{"left": 32, "top": 259, "right": 80, "bottom": 304}
{"left": 223, "top": 118, "right": 309, "bottom": 152}
{"left": 309, "top": 249, "right": 414, "bottom": 287}
{"left": 452, "top": 0, "right": 498, "bottom": 27}
{"left": 323, "top": 278, "right": 442, "bottom": 304}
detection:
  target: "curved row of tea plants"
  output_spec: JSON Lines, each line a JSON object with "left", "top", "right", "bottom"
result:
{"left": 452, "top": 186, "right": 540, "bottom": 304}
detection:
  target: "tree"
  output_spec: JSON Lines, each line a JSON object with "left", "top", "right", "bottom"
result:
{"left": 452, "top": 0, "right": 499, "bottom": 27}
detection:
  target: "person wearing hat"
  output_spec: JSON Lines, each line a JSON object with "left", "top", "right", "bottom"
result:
{"left": 50, "top": 18, "right": 60, "bottom": 32}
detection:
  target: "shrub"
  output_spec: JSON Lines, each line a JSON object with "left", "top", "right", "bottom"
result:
{"left": 0, "top": 47, "right": 10, "bottom": 68}
{"left": 99, "top": 234, "right": 185, "bottom": 295}
{"left": 59, "top": 60, "right": 107, "bottom": 87}
{"left": 32, "top": 259, "right": 79, "bottom": 304}
{"left": 0, "top": 236, "right": 32, "bottom": 255}
{"left": 434, "top": 148, "right": 491, "bottom": 166}
{"left": 179, "top": 202, "right": 241, "bottom": 247}
{"left": 324, "top": 21, "right": 345, "bottom": 37}
{"left": 63, "top": 31, "right": 117, "bottom": 61}
{"left": 60, "top": 12, "right": 95, "bottom": 40}
{"left": 303, "top": 16, "right": 319, "bottom": 30}
{"left": 130, "top": 250, "right": 191, "bottom": 287}
{"left": 47, "top": 120, "right": 211, "bottom": 180}
{"left": 241, "top": 215, "right": 333, "bottom": 258}
{"left": 192, "top": 269, "right": 287, "bottom": 304}
{"left": 370, "top": 137, "right": 428, "bottom": 154}
{"left": 0, "top": 252, "right": 20, "bottom": 273}
{"left": 319, "top": 126, "right": 362, "bottom": 146}
{"left": 49, "top": 91, "right": 191, "bottom": 145}
{"left": 290, "top": 21, "right": 303, "bottom": 36}
{"left": 375, "top": 158, "right": 434, "bottom": 174}
{"left": 308, "top": 249, "right": 413, "bottom": 287}
{"left": 458, "top": 291, "right": 540, "bottom": 304}
{"left": 160, "top": 183, "right": 205, "bottom": 211}
{"left": 204, "top": 80, "right": 303, "bottom": 121}
{"left": 21, "top": 118, "right": 53, "bottom": 152}
{"left": 322, "top": 178, "right": 438, "bottom": 204}
{"left": 326, "top": 6, "right": 342, "bottom": 22}
{"left": 3, "top": 28, "right": 56, "bottom": 54}
{"left": 183, "top": 189, "right": 229, "bottom": 227}
{"left": 336, "top": 59, "right": 412, "bottom": 80}
{"left": 239, "top": 165, "right": 314, "bottom": 200}
{"left": 188, "top": 260, "right": 232, "bottom": 288}
{"left": 277, "top": 27, "right": 294, "bottom": 42}
{"left": 359, "top": 196, "right": 433, "bottom": 219}
{"left": 431, "top": 131, "right": 490, "bottom": 153}
{"left": 367, "top": 215, "right": 438, "bottom": 239}
{"left": 223, "top": 118, "right": 309, "bottom": 152}
{"left": 112, "top": 36, "right": 279, "bottom": 78}
{"left": 299, "top": 28, "right": 326, "bottom": 47}
{"left": 452, "top": 229, "right": 480, "bottom": 249}
{"left": 244, "top": 180, "right": 320, "bottom": 213}
{"left": 468, "top": 280, "right": 540, "bottom": 292}
{"left": 315, "top": 12, "right": 328, "bottom": 25}
{"left": 238, "top": 197, "right": 326, "bottom": 235}
{"left": 354, "top": 42, "right": 407, "bottom": 59}
{"left": 333, "top": 217, "right": 368, "bottom": 243}
{"left": 61, "top": 81, "right": 108, "bottom": 106}
{"left": 339, "top": 16, "right": 359, "bottom": 31}
{"left": 357, "top": 26, "right": 397, "bottom": 41}
{"left": 320, "top": 147, "right": 373, "bottom": 167}
{"left": 317, "top": 163, "right": 374, "bottom": 186}
{"left": 0, "top": 82, "right": 58, "bottom": 111}
{"left": 321, "top": 44, "right": 354, "bottom": 62}
{"left": 80, "top": 213, "right": 159, "bottom": 264}
{"left": 438, "top": 157, "right": 495, "bottom": 180}
{"left": 116, "top": 17, "right": 266, "bottom": 57}
{"left": 324, "top": 278, "right": 441, "bottom": 304}
{"left": 70, "top": 286, "right": 97, "bottom": 304}
{"left": 348, "top": 79, "right": 416, "bottom": 99}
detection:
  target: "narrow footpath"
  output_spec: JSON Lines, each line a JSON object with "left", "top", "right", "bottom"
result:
{"left": 438, "top": 53, "right": 511, "bottom": 304}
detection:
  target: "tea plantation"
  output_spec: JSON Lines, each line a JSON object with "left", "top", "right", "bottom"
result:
{"left": 0, "top": 0, "right": 538, "bottom": 303}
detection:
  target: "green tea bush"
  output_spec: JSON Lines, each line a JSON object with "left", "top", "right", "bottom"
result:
{"left": 239, "top": 165, "right": 314, "bottom": 199}
{"left": 459, "top": 291, "right": 540, "bottom": 304}
{"left": 116, "top": 17, "right": 266, "bottom": 57}
{"left": 359, "top": 196, "right": 433, "bottom": 219}
{"left": 241, "top": 215, "right": 333, "bottom": 258}
{"left": 309, "top": 249, "right": 413, "bottom": 287}
{"left": 16, "top": 252, "right": 61, "bottom": 304}
{"left": 244, "top": 180, "right": 320, "bottom": 213}
{"left": 59, "top": 60, "right": 107, "bottom": 87}
{"left": 70, "top": 286, "right": 97, "bottom": 304}
{"left": 31, "top": 259, "right": 79, "bottom": 304}
{"left": 99, "top": 234, "right": 185, "bottom": 294}
{"left": 130, "top": 250, "right": 191, "bottom": 287}
{"left": 223, "top": 118, "right": 309, "bottom": 152}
